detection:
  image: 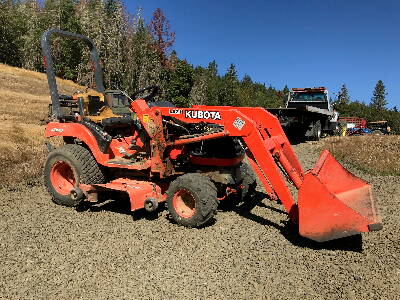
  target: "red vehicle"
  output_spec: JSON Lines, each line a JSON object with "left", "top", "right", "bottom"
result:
{"left": 338, "top": 117, "right": 389, "bottom": 136}
{"left": 41, "top": 29, "right": 382, "bottom": 242}
{"left": 338, "top": 117, "right": 367, "bottom": 136}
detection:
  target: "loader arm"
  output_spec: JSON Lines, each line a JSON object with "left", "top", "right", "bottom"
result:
{"left": 155, "top": 104, "right": 382, "bottom": 242}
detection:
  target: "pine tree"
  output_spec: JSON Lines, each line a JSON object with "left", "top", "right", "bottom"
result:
{"left": 120, "top": 6, "right": 146, "bottom": 94}
{"left": 393, "top": 106, "right": 398, "bottom": 113}
{"left": 370, "top": 80, "right": 388, "bottom": 110}
{"left": 206, "top": 60, "right": 218, "bottom": 76}
{"left": 237, "top": 74, "right": 253, "bottom": 106}
{"left": 225, "top": 63, "right": 237, "bottom": 80}
{"left": 165, "top": 59, "right": 194, "bottom": 107}
{"left": 219, "top": 63, "right": 239, "bottom": 106}
{"left": 264, "top": 85, "right": 281, "bottom": 107}
{"left": 190, "top": 71, "right": 207, "bottom": 105}
{"left": 19, "top": 0, "right": 42, "bottom": 71}
{"left": 168, "top": 50, "right": 178, "bottom": 69}
{"left": 241, "top": 74, "right": 252, "bottom": 85}
{"left": 55, "top": 0, "right": 83, "bottom": 80}
{"left": 0, "top": 1, "right": 24, "bottom": 66}
{"left": 281, "top": 85, "right": 290, "bottom": 106}
{"left": 101, "top": 0, "right": 127, "bottom": 89}
{"left": 337, "top": 84, "right": 350, "bottom": 106}
{"left": 75, "top": 0, "right": 109, "bottom": 88}
{"left": 204, "top": 60, "right": 220, "bottom": 105}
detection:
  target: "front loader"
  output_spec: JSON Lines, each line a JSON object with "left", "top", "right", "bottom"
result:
{"left": 41, "top": 29, "right": 382, "bottom": 242}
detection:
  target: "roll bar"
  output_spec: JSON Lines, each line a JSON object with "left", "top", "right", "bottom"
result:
{"left": 41, "top": 29, "right": 105, "bottom": 119}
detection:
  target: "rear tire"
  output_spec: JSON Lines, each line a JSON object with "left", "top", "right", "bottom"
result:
{"left": 311, "top": 120, "right": 322, "bottom": 140}
{"left": 43, "top": 144, "right": 105, "bottom": 207}
{"left": 166, "top": 173, "right": 218, "bottom": 227}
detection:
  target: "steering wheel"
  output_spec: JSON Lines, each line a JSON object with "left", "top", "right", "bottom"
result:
{"left": 131, "top": 85, "right": 160, "bottom": 102}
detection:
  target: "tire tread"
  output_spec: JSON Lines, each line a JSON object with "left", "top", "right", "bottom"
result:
{"left": 43, "top": 144, "right": 105, "bottom": 206}
{"left": 167, "top": 173, "right": 218, "bottom": 227}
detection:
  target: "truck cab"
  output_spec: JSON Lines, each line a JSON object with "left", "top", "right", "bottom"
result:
{"left": 287, "top": 87, "right": 331, "bottom": 111}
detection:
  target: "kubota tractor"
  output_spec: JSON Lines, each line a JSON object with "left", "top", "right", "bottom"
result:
{"left": 41, "top": 29, "right": 382, "bottom": 242}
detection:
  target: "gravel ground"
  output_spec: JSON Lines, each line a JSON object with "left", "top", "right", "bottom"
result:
{"left": 1, "top": 142, "right": 399, "bottom": 299}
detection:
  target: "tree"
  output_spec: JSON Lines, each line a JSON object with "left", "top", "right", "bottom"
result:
{"left": 336, "top": 84, "right": 350, "bottom": 106}
{"left": 370, "top": 80, "right": 388, "bottom": 110}
{"left": 165, "top": 59, "right": 194, "bottom": 107}
{"left": 225, "top": 63, "right": 238, "bottom": 81}
{"left": 147, "top": 8, "right": 175, "bottom": 66}
{"left": 130, "top": 16, "right": 167, "bottom": 97}
{"left": 281, "top": 85, "right": 290, "bottom": 107}
{"left": 19, "top": 0, "right": 42, "bottom": 71}
{"left": 206, "top": 60, "right": 218, "bottom": 77}
{"left": 393, "top": 106, "right": 398, "bottom": 113}
{"left": 237, "top": 74, "right": 253, "bottom": 106}
{"left": 101, "top": 0, "right": 127, "bottom": 89}
{"left": 0, "top": 1, "right": 24, "bottom": 66}
{"left": 264, "top": 85, "right": 282, "bottom": 107}
{"left": 190, "top": 71, "right": 208, "bottom": 105}
{"left": 219, "top": 63, "right": 239, "bottom": 106}
{"left": 204, "top": 60, "right": 220, "bottom": 105}
{"left": 52, "top": 0, "right": 83, "bottom": 81}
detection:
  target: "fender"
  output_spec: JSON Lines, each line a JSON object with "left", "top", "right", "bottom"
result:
{"left": 45, "top": 122, "right": 110, "bottom": 164}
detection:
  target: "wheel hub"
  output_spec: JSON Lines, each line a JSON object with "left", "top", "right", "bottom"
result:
{"left": 50, "top": 161, "right": 76, "bottom": 195}
{"left": 173, "top": 189, "right": 196, "bottom": 218}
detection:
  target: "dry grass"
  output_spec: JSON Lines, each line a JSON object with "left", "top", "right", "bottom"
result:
{"left": 320, "top": 135, "right": 400, "bottom": 175}
{"left": 0, "top": 64, "right": 85, "bottom": 187}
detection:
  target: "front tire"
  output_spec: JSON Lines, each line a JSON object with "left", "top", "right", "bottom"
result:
{"left": 166, "top": 173, "right": 218, "bottom": 227}
{"left": 43, "top": 144, "right": 105, "bottom": 207}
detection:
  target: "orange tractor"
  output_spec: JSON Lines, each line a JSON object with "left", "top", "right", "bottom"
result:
{"left": 41, "top": 30, "right": 382, "bottom": 242}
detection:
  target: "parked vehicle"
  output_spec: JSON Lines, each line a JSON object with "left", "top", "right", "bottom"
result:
{"left": 267, "top": 87, "right": 338, "bottom": 141}
{"left": 338, "top": 117, "right": 391, "bottom": 136}
{"left": 367, "top": 120, "right": 391, "bottom": 135}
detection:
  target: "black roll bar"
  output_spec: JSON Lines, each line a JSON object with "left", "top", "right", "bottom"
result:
{"left": 41, "top": 29, "right": 105, "bottom": 119}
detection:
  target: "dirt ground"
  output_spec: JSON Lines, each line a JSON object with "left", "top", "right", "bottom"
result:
{"left": 0, "top": 141, "right": 399, "bottom": 300}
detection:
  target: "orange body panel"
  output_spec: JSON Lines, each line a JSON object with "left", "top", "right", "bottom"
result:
{"left": 80, "top": 179, "right": 166, "bottom": 211}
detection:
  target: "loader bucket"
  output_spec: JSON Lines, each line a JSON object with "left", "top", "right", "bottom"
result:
{"left": 298, "top": 150, "right": 382, "bottom": 242}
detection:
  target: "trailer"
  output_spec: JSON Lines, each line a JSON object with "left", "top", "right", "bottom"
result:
{"left": 367, "top": 120, "right": 391, "bottom": 135}
{"left": 338, "top": 118, "right": 391, "bottom": 136}
{"left": 267, "top": 87, "right": 338, "bottom": 141}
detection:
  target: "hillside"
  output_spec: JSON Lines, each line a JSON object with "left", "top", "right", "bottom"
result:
{"left": 0, "top": 64, "right": 84, "bottom": 187}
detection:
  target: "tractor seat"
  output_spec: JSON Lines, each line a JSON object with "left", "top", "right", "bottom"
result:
{"left": 82, "top": 93, "right": 134, "bottom": 128}
{"left": 86, "top": 104, "right": 135, "bottom": 128}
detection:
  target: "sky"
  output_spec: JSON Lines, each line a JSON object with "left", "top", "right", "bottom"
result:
{"left": 126, "top": 0, "right": 399, "bottom": 108}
